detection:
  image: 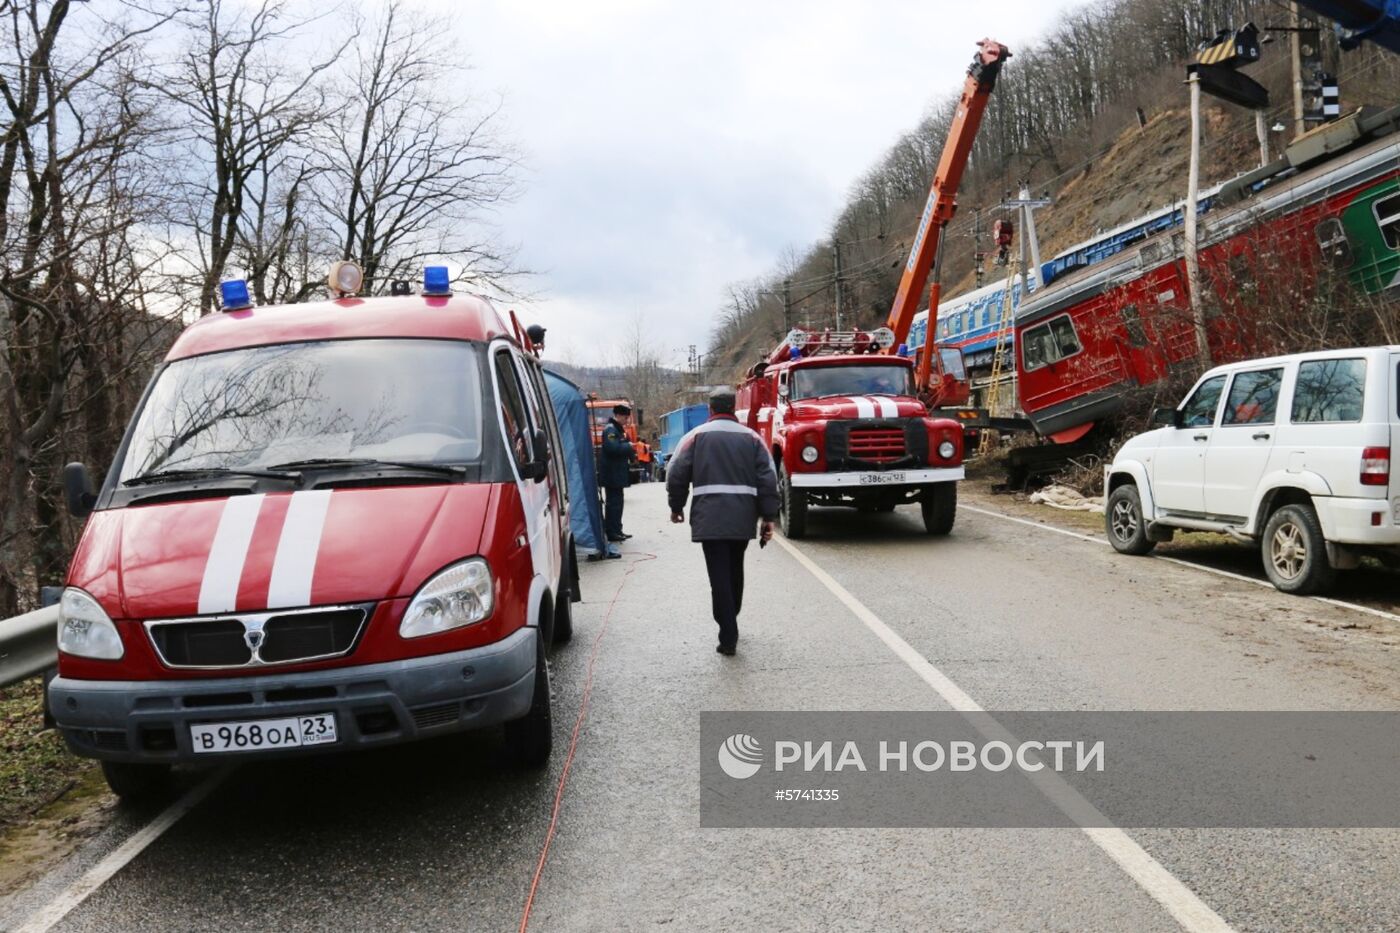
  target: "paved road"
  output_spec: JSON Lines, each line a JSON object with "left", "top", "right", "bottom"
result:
{"left": 7, "top": 484, "right": 1400, "bottom": 932}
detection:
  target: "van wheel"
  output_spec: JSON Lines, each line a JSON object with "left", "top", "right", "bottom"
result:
{"left": 1106, "top": 484, "right": 1155, "bottom": 555}
{"left": 504, "top": 633, "right": 552, "bottom": 768}
{"left": 779, "top": 465, "right": 808, "bottom": 539}
{"left": 101, "top": 761, "right": 173, "bottom": 803}
{"left": 1263, "top": 504, "right": 1335, "bottom": 595}
{"left": 920, "top": 483, "right": 957, "bottom": 535}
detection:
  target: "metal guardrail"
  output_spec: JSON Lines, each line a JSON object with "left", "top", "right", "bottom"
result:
{"left": 0, "top": 605, "right": 59, "bottom": 689}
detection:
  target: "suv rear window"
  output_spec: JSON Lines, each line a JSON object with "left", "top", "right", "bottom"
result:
{"left": 1291, "top": 358, "right": 1366, "bottom": 423}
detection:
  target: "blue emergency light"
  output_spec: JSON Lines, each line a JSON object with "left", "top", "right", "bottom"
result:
{"left": 897, "top": 343, "right": 910, "bottom": 357}
{"left": 219, "top": 279, "right": 251, "bottom": 311}
{"left": 423, "top": 266, "right": 451, "bottom": 296}
{"left": 789, "top": 346, "right": 801, "bottom": 361}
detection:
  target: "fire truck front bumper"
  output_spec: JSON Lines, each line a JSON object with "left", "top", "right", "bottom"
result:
{"left": 789, "top": 466, "right": 964, "bottom": 488}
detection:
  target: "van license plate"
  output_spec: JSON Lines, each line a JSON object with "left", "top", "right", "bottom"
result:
{"left": 190, "top": 713, "right": 337, "bottom": 754}
{"left": 859, "top": 472, "right": 905, "bottom": 486}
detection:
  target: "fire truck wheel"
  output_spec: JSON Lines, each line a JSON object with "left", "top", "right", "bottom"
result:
{"left": 1105, "top": 484, "right": 1156, "bottom": 556}
{"left": 920, "top": 483, "right": 957, "bottom": 536}
{"left": 505, "top": 633, "right": 553, "bottom": 769}
{"left": 101, "top": 760, "right": 173, "bottom": 803}
{"left": 779, "top": 466, "right": 808, "bottom": 539}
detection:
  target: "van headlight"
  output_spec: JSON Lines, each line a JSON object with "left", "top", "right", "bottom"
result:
{"left": 400, "top": 558, "right": 494, "bottom": 638}
{"left": 801, "top": 445, "right": 819, "bottom": 464}
{"left": 938, "top": 440, "right": 957, "bottom": 459}
{"left": 57, "top": 588, "right": 124, "bottom": 660}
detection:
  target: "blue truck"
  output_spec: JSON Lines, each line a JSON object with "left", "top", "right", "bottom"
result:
{"left": 656, "top": 403, "right": 708, "bottom": 477}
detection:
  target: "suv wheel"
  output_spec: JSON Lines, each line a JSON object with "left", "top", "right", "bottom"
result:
{"left": 779, "top": 465, "right": 808, "bottom": 539}
{"left": 1262, "top": 503, "right": 1335, "bottom": 595}
{"left": 101, "top": 761, "right": 173, "bottom": 803}
{"left": 1106, "top": 484, "right": 1155, "bottom": 555}
{"left": 920, "top": 482, "right": 956, "bottom": 535}
{"left": 504, "top": 632, "right": 552, "bottom": 768}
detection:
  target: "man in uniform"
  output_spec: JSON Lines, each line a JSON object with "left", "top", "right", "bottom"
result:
{"left": 666, "top": 389, "right": 779, "bottom": 655}
{"left": 601, "top": 403, "right": 635, "bottom": 542}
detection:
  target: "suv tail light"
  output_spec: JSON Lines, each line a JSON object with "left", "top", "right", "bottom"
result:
{"left": 1360, "top": 447, "right": 1390, "bottom": 486}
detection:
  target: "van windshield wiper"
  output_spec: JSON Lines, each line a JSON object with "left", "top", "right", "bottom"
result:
{"left": 123, "top": 466, "right": 301, "bottom": 487}
{"left": 268, "top": 457, "right": 466, "bottom": 477}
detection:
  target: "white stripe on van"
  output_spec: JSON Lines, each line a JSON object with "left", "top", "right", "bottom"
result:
{"left": 266, "top": 490, "right": 333, "bottom": 609}
{"left": 873, "top": 396, "right": 899, "bottom": 418}
{"left": 198, "top": 495, "right": 265, "bottom": 614}
{"left": 851, "top": 397, "right": 876, "bottom": 419}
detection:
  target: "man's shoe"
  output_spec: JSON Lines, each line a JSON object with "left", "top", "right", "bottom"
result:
{"left": 619, "top": 533, "right": 633, "bottom": 540}
{"left": 606, "top": 535, "right": 625, "bottom": 542}
{"left": 716, "top": 644, "right": 736, "bottom": 656}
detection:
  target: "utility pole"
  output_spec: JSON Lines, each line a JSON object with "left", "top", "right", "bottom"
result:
{"left": 831, "top": 239, "right": 843, "bottom": 330}
{"left": 1184, "top": 72, "right": 1210, "bottom": 367}
{"left": 997, "top": 185, "right": 1051, "bottom": 291}
{"left": 782, "top": 278, "right": 793, "bottom": 333}
{"left": 1290, "top": 2, "right": 1306, "bottom": 137}
{"left": 971, "top": 207, "right": 985, "bottom": 288}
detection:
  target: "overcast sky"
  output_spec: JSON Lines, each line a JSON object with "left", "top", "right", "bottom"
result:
{"left": 451, "top": 1, "right": 1081, "bottom": 368}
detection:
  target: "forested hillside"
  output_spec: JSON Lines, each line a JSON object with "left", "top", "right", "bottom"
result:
{"left": 705, "top": 0, "right": 1400, "bottom": 376}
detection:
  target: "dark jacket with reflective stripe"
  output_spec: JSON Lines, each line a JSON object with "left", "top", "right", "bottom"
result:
{"left": 599, "top": 418, "right": 633, "bottom": 488}
{"left": 666, "top": 415, "right": 780, "bottom": 541}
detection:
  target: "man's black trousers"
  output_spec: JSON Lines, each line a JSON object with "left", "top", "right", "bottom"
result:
{"left": 701, "top": 539, "right": 749, "bottom": 648}
{"left": 604, "top": 485, "right": 624, "bottom": 539}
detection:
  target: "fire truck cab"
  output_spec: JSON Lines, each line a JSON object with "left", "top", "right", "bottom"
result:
{"left": 738, "top": 328, "right": 965, "bottom": 538}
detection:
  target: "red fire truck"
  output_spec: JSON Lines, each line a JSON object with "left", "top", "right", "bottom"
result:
{"left": 733, "top": 38, "right": 1010, "bottom": 538}
{"left": 737, "top": 328, "right": 964, "bottom": 537}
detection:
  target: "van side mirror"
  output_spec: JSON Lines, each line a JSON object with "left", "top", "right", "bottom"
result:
{"left": 521, "top": 429, "right": 550, "bottom": 481}
{"left": 1150, "top": 407, "right": 1181, "bottom": 429}
{"left": 63, "top": 462, "right": 97, "bottom": 517}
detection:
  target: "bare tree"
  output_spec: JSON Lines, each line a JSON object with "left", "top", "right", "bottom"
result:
{"left": 316, "top": 1, "right": 519, "bottom": 296}
{"left": 157, "top": 0, "right": 347, "bottom": 315}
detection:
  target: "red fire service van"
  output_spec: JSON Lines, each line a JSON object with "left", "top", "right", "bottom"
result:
{"left": 49, "top": 263, "right": 578, "bottom": 799}
{"left": 737, "top": 327, "right": 965, "bottom": 538}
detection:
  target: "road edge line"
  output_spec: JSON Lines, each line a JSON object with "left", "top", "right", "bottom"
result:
{"left": 13, "top": 772, "right": 225, "bottom": 933}
{"left": 958, "top": 502, "right": 1400, "bottom": 625}
{"left": 773, "top": 533, "right": 1236, "bottom": 933}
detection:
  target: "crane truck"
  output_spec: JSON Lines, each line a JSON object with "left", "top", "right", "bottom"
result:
{"left": 736, "top": 38, "right": 1010, "bottom": 538}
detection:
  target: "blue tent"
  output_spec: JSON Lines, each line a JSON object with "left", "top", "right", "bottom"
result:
{"left": 544, "top": 369, "right": 612, "bottom": 559}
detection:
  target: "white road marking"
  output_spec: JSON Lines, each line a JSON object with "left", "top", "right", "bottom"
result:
{"left": 14, "top": 773, "right": 226, "bottom": 933}
{"left": 266, "top": 490, "right": 333, "bottom": 609}
{"left": 959, "top": 503, "right": 1400, "bottom": 625}
{"left": 773, "top": 534, "right": 1236, "bottom": 933}
{"left": 198, "top": 495, "right": 265, "bottom": 614}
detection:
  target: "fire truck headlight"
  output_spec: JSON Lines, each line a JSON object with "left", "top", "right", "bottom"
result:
{"left": 57, "top": 588, "right": 124, "bottom": 660}
{"left": 938, "top": 440, "right": 957, "bottom": 460}
{"left": 801, "top": 445, "right": 819, "bottom": 464}
{"left": 401, "top": 558, "right": 494, "bottom": 639}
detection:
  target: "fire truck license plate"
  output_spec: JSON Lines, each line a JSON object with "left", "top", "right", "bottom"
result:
{"left": 859, "top": 472, "right": 906, "bottom": 485}
{"left": 190, "top": 713, "right": 337, "bottom": 754}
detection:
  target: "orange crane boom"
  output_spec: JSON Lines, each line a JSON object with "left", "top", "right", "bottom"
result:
{"left": 882, "top": 39, "right": 1010, "bottom": 392}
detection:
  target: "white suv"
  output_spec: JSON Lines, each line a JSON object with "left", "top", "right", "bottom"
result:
{"left": 1105, "top": 347, "right": 1398, "bottom": 594}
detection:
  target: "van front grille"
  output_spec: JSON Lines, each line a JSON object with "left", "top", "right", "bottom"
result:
{"left": 146, "top": 604, "right": 371, "bottom": 670}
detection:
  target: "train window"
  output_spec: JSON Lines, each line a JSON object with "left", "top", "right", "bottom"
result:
{"left": 1374, "top": 193, "right": 1400, "bottom": 250}
{"left": 1222, "top": 368, "right": 1282, "bottom": 426}
{"left": 1315, "top": 217, "right": 1353, "bottom": 266}
{"left": 981, "top": 303, "right": 991, "bottom": 328}
{"left": 1291, "top": 358, "right": 1366, "bottom": 423}
{"left": 951, "top": 314, "right": 962, "bottom": 335}
{"left": 1120, "top": 304, "right": 1148, "bottom": 348}
{"left": 1021, "top": 315, "right": 1082, "bottom": 371}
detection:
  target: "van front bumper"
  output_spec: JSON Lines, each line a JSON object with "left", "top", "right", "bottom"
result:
{"left": 49, "top": 626, "right": 538, "bottom": 764}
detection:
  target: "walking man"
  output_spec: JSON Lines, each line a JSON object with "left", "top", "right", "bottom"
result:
{"left": 601, "top": 404, "right": 635, "bottom": 542}
{"left": 666, "top": 389, "right": 779, "bottom": 655}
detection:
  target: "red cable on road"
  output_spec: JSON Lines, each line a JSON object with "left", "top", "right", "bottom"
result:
{"left": 519, "top": 551, "right": 655, "bottom": 933}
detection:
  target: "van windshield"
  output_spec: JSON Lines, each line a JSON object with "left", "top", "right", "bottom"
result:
{"left": 119, "top": 339, "right": 484, "bottom": 482}
{"left": 791, "top": 364, "right": 913, "bottom": 400}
